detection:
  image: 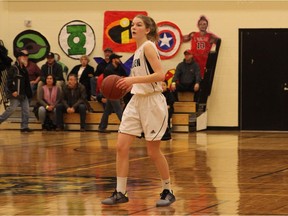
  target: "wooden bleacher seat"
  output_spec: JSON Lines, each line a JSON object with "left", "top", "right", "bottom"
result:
{"left": 174, "top": 102, "right": 196, "bottom": 113}
{"left": 177, "top": 92, "right": 194, "bottom": 102}
{"left": 64, "top": 112, "right": 120, "bottom": 124}
{"left": 89, "top": 101, "right": 104, "bottom": 112}
{"left": 0, "top": 98, "right": 197, "bottom": 133}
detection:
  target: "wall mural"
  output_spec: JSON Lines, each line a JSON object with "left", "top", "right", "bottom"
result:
{"left": 103, "top": 11, "right": 147, "bottom": 53}
{"left": 11, "top": 13, "right": 219, "bottom": 83}
{"left": 157, "top": 21, "right": 182, "bottom": 60}
{"left": 58, "top": 20, "right": 96, "bottom": 60}
{"left": 13, "top": 30, "right": 50, "bottom": 63}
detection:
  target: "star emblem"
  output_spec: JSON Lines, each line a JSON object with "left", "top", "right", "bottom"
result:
{"left": 159, "top": 33, "right": 173, "bottom": 48}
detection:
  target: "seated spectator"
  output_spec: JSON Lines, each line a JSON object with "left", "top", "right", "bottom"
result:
{"left": 21, "top": 50, "right": 41, "bottom": 97}
{"left": 171, "top": 49, "right": 201, "bottom": 101}
{"left": 36, "top": 74, "right": 61, "bottom": 131}
{"left": 69, "top": 55, "right": 95, "bottom": 101}
{"left": 90, "top": 47, "right": 113, "bottom": 100}
{"left": 56, "top": 73, "right": 87, "bottom": 131}
{"left": 38, "top": 52, "right": 64, "bottom": 94}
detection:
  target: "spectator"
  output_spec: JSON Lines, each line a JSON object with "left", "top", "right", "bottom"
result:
{"left": 98, "top": 53, "right": 127, "bottom": 133}
{"left": 56, "top": 73, "right": 87, "bottom": 132}
{"left": 183, "top": 15, "right": 219, "bottom": 78}
{"left": 21, "top": 50, "right": 41, "bottom": 97}
{"left": 37, "top": 74, "right": 61, "bottom": 131}
{"left": 38, "top": 52, "right": 64, "bottom": 94}
{"left": 171, "top": 49, "right": 201, "bottom": 101}
{"left": 0, "top": 50, "right": 33, "bottom": 132}
{"left": 162, "top": 80, "right": 175, "bottom": 130}
{"left": 69, "top": 55, "right": 95, "bottom": 101}
{"left": 90, "top": 47, "right": 113, "bottom": 100}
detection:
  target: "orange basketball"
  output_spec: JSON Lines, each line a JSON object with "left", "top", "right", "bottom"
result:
{"left": 101, "top": 75, "right": 126, "bottom": 100}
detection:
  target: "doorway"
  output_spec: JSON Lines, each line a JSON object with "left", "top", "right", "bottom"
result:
{"left": 239, "top": 29, "right": 288, "bottom": 130}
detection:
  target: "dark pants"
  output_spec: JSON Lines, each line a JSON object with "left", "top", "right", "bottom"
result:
{"left": 174, "top": 82, "right": 198, "bottom": 102}
{"left": 99, "top": 99, "right": 122, "bottom": 130}
{"left": 56, "top": 103, "right": 87, "bottom": 129}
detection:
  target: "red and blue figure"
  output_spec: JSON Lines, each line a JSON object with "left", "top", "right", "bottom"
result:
{"left": 157, "top": 21, "right": 182, "bottom": 60}
{"left": 103, "top": 11, "right": 147, "bottom": 52}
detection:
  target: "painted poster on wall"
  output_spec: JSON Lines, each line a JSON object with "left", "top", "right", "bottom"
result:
{"left": 103, "top": 11, "right": 147, "bottom": 52}
{"left": 13, "top": 30, "right": 50, "bottom": 63}
{"left": 58, "top": 20, "right": 96, "bottom": 59}
{"left": 156, "top": 21, "right": 182, "bottom": 60}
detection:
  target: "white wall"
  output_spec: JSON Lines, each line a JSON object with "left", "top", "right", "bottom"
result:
{"left": 1, "top": 1, "right": 288, "bottom": 127}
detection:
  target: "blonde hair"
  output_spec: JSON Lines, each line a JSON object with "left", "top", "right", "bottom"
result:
{"left": 135, "top": 14, "right": 159, "bottom": 42}
{"left": 80, "top": 55, "right": 90, "bottom": 62}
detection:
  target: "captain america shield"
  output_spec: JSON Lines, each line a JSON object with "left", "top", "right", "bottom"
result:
{"left": 157, "top": 21, "right": 182, "bottom": 60}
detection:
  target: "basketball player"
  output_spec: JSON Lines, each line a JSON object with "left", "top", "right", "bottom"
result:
{"left": 101, "top": 14, "right": 176, "bottom": 207}
{"left": 183, "top": 15, "right": 219, "bottom": 78}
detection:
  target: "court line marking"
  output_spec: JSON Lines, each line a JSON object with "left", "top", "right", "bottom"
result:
{"left": 47, "top": 149, "right": 190, "bottom": 175}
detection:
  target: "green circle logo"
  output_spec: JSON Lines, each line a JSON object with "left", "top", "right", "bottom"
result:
{"left": 58, "top": 20, "right": 96, "bottom": 60}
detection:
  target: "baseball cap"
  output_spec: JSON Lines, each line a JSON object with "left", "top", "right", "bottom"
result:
{"left": 47, "top": 52, "right": 55, "bottom": 58}
{"left": 109, "top": 53, "right": 122, "bottom": 60}
{"left": 184, "top": 49, "right": 192, "bottom": 55}
{"left": 104, "top": 47, "right": 113, "bottom": 52}
{"left": 15, "top": 50, "right": 29, "bottom": 58}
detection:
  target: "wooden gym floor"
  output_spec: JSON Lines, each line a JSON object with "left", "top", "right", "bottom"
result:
{"left": 0, "top": 129, "right": 287, "bottom": 215}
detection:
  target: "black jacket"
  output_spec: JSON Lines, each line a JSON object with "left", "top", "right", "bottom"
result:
{"left": 95, "top": 59, "right": 109, "bottom": 77}
{"left": 104, "top": 63, "right": 127, "bottom": 78}
{"left": 69, "top": 64, "right": 94, "bottom": 97}
{"left": 61, "top": 83, "right": 87, "bottom": 109}
{"left": 172, "top": 59, "right": 201, "bottom": 85}
{"left": 41, "top": 62, "right": 64, "bottom": 82}
{"left": 6, "top": 62, "right": 32, "bottom": 99}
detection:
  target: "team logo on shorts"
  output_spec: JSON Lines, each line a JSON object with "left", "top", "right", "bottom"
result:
{"left": 157, "top": 21, "right": 182, "bottom": 60}
{"left": 13, "top": 30, "right": 50, "bottom": 63}
{"left": 58, "top": 20, "right": 95, "bottom": 59}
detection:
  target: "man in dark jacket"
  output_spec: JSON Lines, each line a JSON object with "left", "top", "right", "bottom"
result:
{"left": 171, "top": 49, "right": 201, "bottom": 101}
{"left": 56, "top": 73, "right": 87, "bottom": 131}
{"left": 90, "top": 47, "right": 113, "bottom": 100}
{"left": 37, "top": 52, "right": 64, "bottom": 94}
{"left": 69, "top": 55, "right": 95, "bottom": 101}
{"left": 0, "top": 50, "right": 33, "bottom": 132}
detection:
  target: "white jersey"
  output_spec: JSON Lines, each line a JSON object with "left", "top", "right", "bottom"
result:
{"left": 130, "top": 40, "right": 163, "bottom": 95}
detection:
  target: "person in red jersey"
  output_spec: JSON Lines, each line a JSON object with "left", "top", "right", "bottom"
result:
{"left": 183, "top": 15, "right": 219, "bottom": 78}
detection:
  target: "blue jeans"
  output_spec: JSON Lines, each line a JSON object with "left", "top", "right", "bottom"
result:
{"left": 0, "top": 96, "right": 30, "bottom": 129}
{"left": 38, "top": 106, "right": 56, "bottom": 124}
{"left": 56, "top": 103, "right": 87, "bottom": 129}
{"left": 99, "top": 99, "right": 122, "bottom": 130}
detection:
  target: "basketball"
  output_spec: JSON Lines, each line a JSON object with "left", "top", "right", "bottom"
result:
{"left": 101, "top": 75, "right": 126, "bottom": 100}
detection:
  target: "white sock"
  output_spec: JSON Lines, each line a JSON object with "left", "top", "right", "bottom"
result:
{"left": 116, "top": 177, "right": 127, "bottom": 194}
{"left": 162, "top": 178, "right": 172, "bottom": 192}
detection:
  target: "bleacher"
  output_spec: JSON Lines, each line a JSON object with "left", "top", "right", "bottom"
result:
{"left": 0, "top": 91, "right": 200, "bottom": 132}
